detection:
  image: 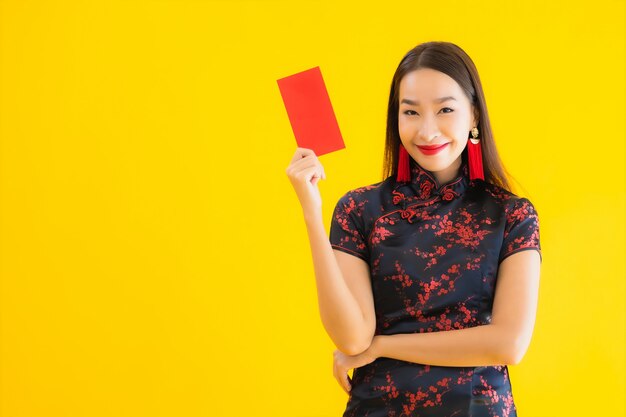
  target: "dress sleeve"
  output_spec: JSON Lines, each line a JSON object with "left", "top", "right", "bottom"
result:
{"left": 498, "top": 197, "right": 542, "bottom": 264}
{"left": 329, "top": 191, "right": 369, "bottom": 262}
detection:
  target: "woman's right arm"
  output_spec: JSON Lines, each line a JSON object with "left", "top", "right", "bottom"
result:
{"left": 304, "top": 212, "right": 376, "bottom": 356}
{"left": 286, "top": 147, "right": 376, "bottom": 356}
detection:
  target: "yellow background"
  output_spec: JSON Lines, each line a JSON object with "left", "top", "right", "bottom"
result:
{"left": 1, "top": 1, "right": 624, "bottom": 416}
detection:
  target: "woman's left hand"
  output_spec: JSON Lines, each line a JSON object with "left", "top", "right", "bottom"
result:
{"left": 333, "top": 338, "right": 380, "bottom": 394}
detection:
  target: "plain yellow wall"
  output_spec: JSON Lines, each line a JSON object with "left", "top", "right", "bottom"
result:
{"left": 1, "top": 1, "right": 624, "bottom": 416}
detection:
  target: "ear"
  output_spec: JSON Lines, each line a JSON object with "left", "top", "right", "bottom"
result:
{"left": 472, "top": 106, "right": 480, "bottom": 128}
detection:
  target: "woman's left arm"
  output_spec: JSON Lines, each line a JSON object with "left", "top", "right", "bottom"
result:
{"left": 369, "top": 249, "right": 542, "bottom": 367}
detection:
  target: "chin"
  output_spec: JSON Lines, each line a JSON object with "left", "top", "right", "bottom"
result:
{"left": 414, "top": 158, "right": 452, "bottom": 172}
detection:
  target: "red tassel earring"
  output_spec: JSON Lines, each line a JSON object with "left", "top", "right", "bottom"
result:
{"left": 468, "top": 127, "right": 484, "bottom": 181}
{"left": 397, "top": 143, "right": 411, "bottom": 182}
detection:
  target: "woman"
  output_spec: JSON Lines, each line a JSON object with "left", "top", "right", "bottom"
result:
{"left": 285, "top": 41, "right": 541, "bottom": 417}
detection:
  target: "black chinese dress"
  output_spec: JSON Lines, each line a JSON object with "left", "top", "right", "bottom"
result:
{"left": 329, "top": 157, "right": 541, "bottom": 417}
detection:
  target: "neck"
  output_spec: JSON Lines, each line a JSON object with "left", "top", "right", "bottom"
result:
{"left": 432, "top": 157, "right": 462, "bottom": 186}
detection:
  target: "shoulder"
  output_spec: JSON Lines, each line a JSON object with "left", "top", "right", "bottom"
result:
{"left": 334, "top": 176, "right": 391, "bottom": 208}
{"left": 474, "top": 180, "right": 537, "bottom": 210}
{"left": 331, "top": 176, "right": 393, "bottom": 229}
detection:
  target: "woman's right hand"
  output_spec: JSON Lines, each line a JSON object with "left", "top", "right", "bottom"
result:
{"left": 285, "top": 147, "right": 326, "bottom": 218}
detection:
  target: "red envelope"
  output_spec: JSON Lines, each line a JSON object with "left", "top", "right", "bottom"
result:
{"left": 277, "top": 66, "right": 345, "bottom": 156}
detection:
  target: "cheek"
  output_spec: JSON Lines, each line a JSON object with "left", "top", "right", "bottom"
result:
{"left": 445, "top": 118, "right": 470, "bottom": 139}
{"left": 398, "top": 119, "right": 411, "bottom": 138}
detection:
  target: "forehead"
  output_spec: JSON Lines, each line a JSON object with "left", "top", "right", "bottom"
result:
{"left": 399, "top": 68, "right": 466, "bottom": 102}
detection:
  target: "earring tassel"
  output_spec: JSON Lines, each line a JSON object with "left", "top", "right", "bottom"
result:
{"left": 397, "top": 144, "right": 411, "bottom": 182}
{"left": 468, "top": 139, "right": 485, "bottom": 181}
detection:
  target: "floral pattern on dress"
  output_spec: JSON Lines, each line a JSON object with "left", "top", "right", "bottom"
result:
{"left": 329, "top": 157, "right": 541, "bottom": 417}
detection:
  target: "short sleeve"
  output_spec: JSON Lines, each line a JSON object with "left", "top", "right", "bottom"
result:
{"left": 329, "top": 191, "right": 369, "bottom": 262}
{"left": 498, "top": 197, "right": 542, "bottom": 264}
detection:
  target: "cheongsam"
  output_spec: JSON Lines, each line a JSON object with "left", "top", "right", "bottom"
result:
{"left": 329, "top": 157, "right": 542, "bottom": 417}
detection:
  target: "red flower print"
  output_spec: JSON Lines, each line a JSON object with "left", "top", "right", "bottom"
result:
{"left": 329, "top": 162, "right": 529, "bottom": 417}
{"left": 371, "top": 225, "right": 394, "bottom": 245}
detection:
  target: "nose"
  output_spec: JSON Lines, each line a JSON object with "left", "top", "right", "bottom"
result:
{"left": 417, "top": 116, "right": 441, "bottom": 142}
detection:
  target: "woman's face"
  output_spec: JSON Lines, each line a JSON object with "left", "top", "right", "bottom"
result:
{"left": 398, "top": 68, "right": 478, "bottom": 184}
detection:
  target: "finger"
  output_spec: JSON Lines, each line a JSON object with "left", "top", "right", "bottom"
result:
{"left": 289, "top": 154, "right": 319, "bottom": 172}
{"left": 333, "top": 358, "right": 346, "bottom": 394}
{"left": 311, "top": 170, "right": 322, "bottom": 186}
{"left": 343, "top": 372, "right": 352, "bottom": 393}
{"left": 289, "top": 147, "right": 316, "bottom": 164}
{"left": 289, "top": 147, "right": 311, "bottom": 164}
{"left": 286, "top": 156, "right": 320, "bottom": 178}
{"left": 335, "top": 375, "right": 348, "bottom": 395}
{"left": 296, "top": 166, "right": 324, "bottom": 185}
{"left": 333, "top": 354, "right": 350, "bottom": 395}
{"left": 336, "top": 370, "right": 349, "bottom": 395}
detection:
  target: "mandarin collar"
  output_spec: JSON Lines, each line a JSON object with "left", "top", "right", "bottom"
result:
{"left": 392, "top": 158, "right": 471, "bottom": 210}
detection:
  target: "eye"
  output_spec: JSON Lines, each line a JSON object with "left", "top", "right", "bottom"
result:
{"left": 402, "top": 108, "right": 454, "bottom": 116}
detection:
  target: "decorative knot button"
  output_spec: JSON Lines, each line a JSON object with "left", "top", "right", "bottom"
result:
{"left": 392, "top": 189, "right": 405, "bottom": 205}
{"left": 400, "top": 207, "right": 418, "bottom": 223}
{"left": 442, "top": 189, "right": 459, "bottom": 201}
{"left": 420, "top": 181, "right": 434, "bottom": 199}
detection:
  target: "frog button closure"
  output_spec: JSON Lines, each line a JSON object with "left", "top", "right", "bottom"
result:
{"left": 393, "top": 158, "right": 471, "bottom": 220}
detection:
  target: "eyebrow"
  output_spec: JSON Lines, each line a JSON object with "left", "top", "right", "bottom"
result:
{"left": 400, "top": 96, "right": 457, "bottom": 106}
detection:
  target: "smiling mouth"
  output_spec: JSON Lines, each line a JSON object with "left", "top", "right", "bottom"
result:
{"left": 417, "top": 143, "right": 449, "bottom": 150}
{"left": 415, "top": 142, "right": 450, "bottom": 155}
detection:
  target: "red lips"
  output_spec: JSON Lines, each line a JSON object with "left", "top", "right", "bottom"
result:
{"left": 416, "top": 143, "right": 449, "bottom": 155}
